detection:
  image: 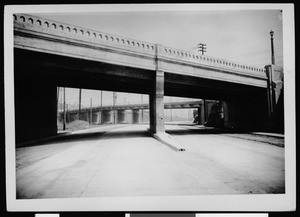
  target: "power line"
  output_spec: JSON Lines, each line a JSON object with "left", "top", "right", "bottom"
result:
{"left": 197, "top": 43, "right": 207, "bottom": 55}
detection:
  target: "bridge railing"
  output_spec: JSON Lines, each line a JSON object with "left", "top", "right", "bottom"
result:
{"left": 14, "top": 13, "right": 266, "bottom": 76}
{"left": 160, "top": 45, "right": 266, "bottom": 75}
{"left": 14, "top": 13, "right": 156, "bottom": 56}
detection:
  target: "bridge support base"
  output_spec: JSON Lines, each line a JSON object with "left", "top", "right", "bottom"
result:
{"left": 265, "top": 65, "right": 284, "bottom": 133}
{"left": 147, "top": 129, "right": 185, "bottom": 151}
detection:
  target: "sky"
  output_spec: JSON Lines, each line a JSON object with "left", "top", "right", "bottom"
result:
{"left": 36, "top": 8, "right": 283, "bottom": 109}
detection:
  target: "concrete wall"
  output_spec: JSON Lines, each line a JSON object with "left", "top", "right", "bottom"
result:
{"left": 14, "top": 79, "right": 57, "bottom": 145}
{"left": 265, "top": 65, "right": 284, "bottom": 133}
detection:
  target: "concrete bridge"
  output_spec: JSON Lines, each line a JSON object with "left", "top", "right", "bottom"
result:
{"left": 58, "top": 100, "right": 218, "bottom": 125}
{"left": 13, "top": 13, "right": 284, "bottom": 144}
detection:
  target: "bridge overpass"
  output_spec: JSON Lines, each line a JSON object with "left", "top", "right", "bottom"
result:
{"left": 13, "top": 13, "right": 284, "bottom": 144}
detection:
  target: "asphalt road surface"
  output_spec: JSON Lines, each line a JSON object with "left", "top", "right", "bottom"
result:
{"left": 16, "top": 124, "right": 285, "bottom": 199}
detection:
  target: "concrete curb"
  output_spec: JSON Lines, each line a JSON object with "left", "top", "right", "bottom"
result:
{"left": 147, "top": 129, "right": 185, "bottom": 151}
{"left": 251, "top": 132, "right": 284, "bottom": 138}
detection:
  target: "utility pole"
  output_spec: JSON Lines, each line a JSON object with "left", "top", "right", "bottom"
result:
{"left": 270, "top": 30, "right": 275, "bottom": 64}
{"left": 90, "top": 98, "right": 92, "bottom": 125}
{"left": 197, "top": 43, "right": 207, "bottom": 55}
{"left": 203, "top": 99, "right": 207, "bottom": 124}
{"left": 63, "top": 87, "right": 66, "bottom": 131}
{"left": 66, "top": 104, "right": 68, "bottom": 124}
{"left": 100, "top": 90, "right": 103, "bottom": 108}
{"left": 170, "top": 97, "right": 173, "bottom": 122}
{"left": 78, "top": 88, "right": 82, "bottom": 120}
{"left": 57, "top": 87, "right": 60, "bottom": 108}
{"left": 57, "top": 87, "right": 61, "bottom": 124}
{"left": 113, "top": 92, "right": 117, "bottom": 124}
{"left": 141, "top": 94, "right": 144, "bottom": 123}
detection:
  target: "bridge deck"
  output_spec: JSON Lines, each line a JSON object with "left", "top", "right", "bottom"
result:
{"left": 14, "top": 13, "right": 268, "bottom": 88}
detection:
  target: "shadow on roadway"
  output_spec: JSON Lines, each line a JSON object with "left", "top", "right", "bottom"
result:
{"left": 166, "top": 126, "right": 250, "bottom": 136}
{"left": 18, "top": 125, "right": 252, "bottom": 148}
{"left": 17, "top": 130, "right": 151, "bottom": 148}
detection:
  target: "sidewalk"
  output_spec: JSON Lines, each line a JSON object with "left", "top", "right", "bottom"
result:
{"left": 251, "top": 132, "right": 284, "bottom": 138}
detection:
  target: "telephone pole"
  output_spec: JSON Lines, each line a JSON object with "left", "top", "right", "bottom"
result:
{"left": 197, "top": 43, "right": 207, "bottom": 55}
{"left": 170, "top": 97, "right": 173, "bottom": 122}
{"left": 141, "top": 94, "right": 144, "bottom": 123}
{"left": 90, "top": 98, "right": 93, "bottom": 125}
{"left": 78, "top": 88, "right": 82, "bottom": 120}
{"left": 113, "top": 92, "right": 117, "bottom": 124}
{"left": 63, "top": 87, "right": 66, "bottom": 131}
{"left": 100, "top": 90, "right": 103, "bottom": 108}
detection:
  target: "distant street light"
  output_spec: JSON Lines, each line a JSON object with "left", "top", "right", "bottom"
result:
{"left": 270, "top": 30, "right": 275, "bottom": 65}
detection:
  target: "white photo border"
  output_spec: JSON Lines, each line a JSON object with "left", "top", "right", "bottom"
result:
{"left": 4, "top": 3, "right": 296, "bottom": 212}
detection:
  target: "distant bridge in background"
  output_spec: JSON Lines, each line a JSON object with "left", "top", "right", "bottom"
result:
{"left": 58, "top": 100, "right": 221, "bottom": 125}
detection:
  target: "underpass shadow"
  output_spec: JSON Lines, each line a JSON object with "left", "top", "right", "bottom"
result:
{"left": 17, "top": 129, "right": 152, "bottom": 148}
{"left": 17, "top": 124, "right": 251, "bottom": 148}
{"left": 166, "top": 126, "right": 249, "bottom": 136}
{"left": 101, "top": 130, "right": 151, "bottom": 140}
{"left": 17, "top": 131, "right": 108, "bottom": 148}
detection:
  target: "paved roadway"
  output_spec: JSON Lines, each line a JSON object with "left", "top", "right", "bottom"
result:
{"left": 16, "top": 124, "right": 285, "bottom": 199}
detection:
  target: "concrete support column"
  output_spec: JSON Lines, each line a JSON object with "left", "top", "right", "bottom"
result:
{"left": 149, "top": 70, "right": 165, "bottom": 133}
{"left": 265, "top": 65, "right": 284, "bottom": 132}
{"left": 199, "top": 101, "right": 207, "bottom": 125}
{"left": 92, "top": 113, "right": 98, "bottom": 124}
{"left": 223, "top": 100, "right": 239, "bottom": 129}
{"left": 203, "top": 99, "right": 208, "bottom": 123}
{"left": 223, "top": 101, "right": 231, "bottom": 129}
{"left": 96, "top": 111, "right": 102, "bottom": 124}
{"left": 265, "top": 65, "right": 284, "bottom": 114}
{"left": 82, "top": 112, "right": 89, "bottom": 122}
{"left": 117, "top": 110, "right": 126, "bottom": 124}
{"left": 197, "top": 107, "right": 201, "bottom": 124}
{"left": 102, "top": 110, "right": 113, "bottom": 124}
{"left": 149, "top": 44, "right": 165, "bottom": 133}
{"left": 132, "top": 109, "right": 140, "bottom": 124}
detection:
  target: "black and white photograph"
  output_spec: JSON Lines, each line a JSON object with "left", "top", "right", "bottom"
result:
{"left": 4, "top": 3, "right": 295, "bottom": 211}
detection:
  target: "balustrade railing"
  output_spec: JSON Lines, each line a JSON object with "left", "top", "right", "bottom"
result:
{"left": 14, "top": 13, "right": 266, "bottom": 75}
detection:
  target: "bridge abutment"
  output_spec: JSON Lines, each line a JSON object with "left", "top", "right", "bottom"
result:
{"left": 265, "top": 65, "right": 284, "bottom": 133}
{"left": 15, "top": 79, "right": 57, "bottom": 145}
